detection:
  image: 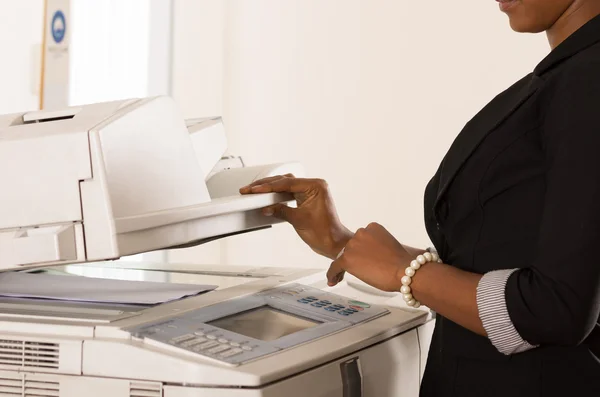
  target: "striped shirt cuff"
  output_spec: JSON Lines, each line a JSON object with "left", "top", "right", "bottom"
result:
{"left": 477, "top": 269, "right": 538, "bottom": 355}
{"left": 426, "top": 247, "right": 439, "bottom": 256}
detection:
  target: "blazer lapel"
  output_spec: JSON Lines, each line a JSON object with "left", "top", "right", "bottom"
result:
{"left": 434, "top": 74, "right": 542, "bottom": 212}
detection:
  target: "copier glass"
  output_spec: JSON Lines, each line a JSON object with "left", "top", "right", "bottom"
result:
{"left": 0, "top": 97, "right": 433, "bottom": 396}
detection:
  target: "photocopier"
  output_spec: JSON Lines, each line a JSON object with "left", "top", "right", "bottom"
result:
{"left": 0, "top": 96, "right": 434, "bottom": 397}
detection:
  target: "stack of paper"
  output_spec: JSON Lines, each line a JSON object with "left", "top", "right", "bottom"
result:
{"left": 0, "top": 272, "right": 217, "bottom": 306}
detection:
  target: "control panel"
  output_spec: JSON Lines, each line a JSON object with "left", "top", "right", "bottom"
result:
{"left": 259, "top": 284, "right": 378, "bottom": 323}
{"left": 127, "top": 284, "right": 388, "bottom": 366}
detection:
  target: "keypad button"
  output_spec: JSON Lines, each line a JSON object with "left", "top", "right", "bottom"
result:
{"left": 194, "top": 331, "right": 205, "bottom": 336}
{"left": 181, "top": 337, "right": 208, "bottom": 348}
{"left": 170, "top": 334, "right": 195, "bottom": 344}
{"left": 208, "top": 345, "right": 231, "bottom": 355}
{"left": 298, "top": 299, "right": 309, "bottom": 304}
{"left": 220, "top": 348, "right": 244, "bottom": 358}
{"left": 230, "top": 342, "right": 240, "bottom": 347}
{"left": 206, "top": 335, "right": 217, "bottom": 340}
{"left": 349, "top": 305, "right": 364, "bottom": 311}
{"left": 197, "top": 341, "right": 220, "bottom": 350}
{"left": 321, "top": 300, "right": 331, "bottom": 304}
{"left": 241, "top": 345, "right": 252, "bottom": 351}
{"left": 306, "top": 296, "right": 317, "bottom": 300}
{"left": 218, "top": 338, "right": 229, "bottom": 344}
{"left": 348, "top": 300, "right": 371, "bottom": 308}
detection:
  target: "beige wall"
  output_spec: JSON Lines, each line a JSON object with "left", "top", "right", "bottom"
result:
{"left": 169, "top": 0, "right": 227, "bottom": 265}
{"left": 169, "top": 0, "right": 549, "bottom": 268}
{"left": 0, "top": 1, "right": 44, "bottom": 114}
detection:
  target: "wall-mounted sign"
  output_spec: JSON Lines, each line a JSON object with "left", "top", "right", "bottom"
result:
{"left": 40, "top": 0, "right": 70, "bottom": 109}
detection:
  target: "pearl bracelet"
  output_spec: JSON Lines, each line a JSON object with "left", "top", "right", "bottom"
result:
{"left": 400, "top": 251, "right": 442, "bottom": 308}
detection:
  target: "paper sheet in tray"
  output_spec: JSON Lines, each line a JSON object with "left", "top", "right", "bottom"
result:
{"left": 0, "top": 272, "right": 217, "bottom": 306}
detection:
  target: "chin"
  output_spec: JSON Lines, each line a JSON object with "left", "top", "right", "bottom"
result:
{"left": 507, "top": 17, "right": 548, "bottom": 33}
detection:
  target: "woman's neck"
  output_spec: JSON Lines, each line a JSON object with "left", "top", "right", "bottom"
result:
{"left": 546, "top": 2, "right": 600, "bottom": 49}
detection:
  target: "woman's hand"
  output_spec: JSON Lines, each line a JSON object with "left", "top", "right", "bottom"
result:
{"left": 327, "top": 222, "right": 412, "bottom": 292}
{"left": 239, "top": 175, "right": 353, "bottom": 259}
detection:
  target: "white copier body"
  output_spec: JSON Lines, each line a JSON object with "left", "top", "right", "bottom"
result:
{"left": 0, "top": 96, "right": 433, "bottom": 396}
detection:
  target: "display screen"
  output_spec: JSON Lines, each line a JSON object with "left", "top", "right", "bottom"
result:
{"left": 207, "top": 306, "right": 321, "bottom": 341}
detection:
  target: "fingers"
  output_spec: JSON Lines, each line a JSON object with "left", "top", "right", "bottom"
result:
{"left": 246, "top": 177, "right": 317, "bottom": 194}
{"left": 239, "top": 174, "right": 295, "bottom": 194}
{"left": 325, "top": 227, "right": 363, "bottom": 287}
{"left": 333, "top": 270, "right": 346, "bottom": 285}
{"left": 261, "top": 203, "right": 298, "bottom": 223}
{"left": 240, "top": 175, "right": 329, "bottom": 196}
{"left": 327, "top": 259, "right": 346, "bottom": 287}
{"left": 327, "top": 245, "right": 351, "bottom": 286}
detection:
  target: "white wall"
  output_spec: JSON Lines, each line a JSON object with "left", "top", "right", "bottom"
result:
{"left": 69, "top": 0, "right": 151, "bottom": 106}
{"left": 0, "top": 1, "right": 44, "bottom": 113}
{"left": 171, "top": 0, "right": 549, "bottom": 269}
{"left": 0, "top": 0, "right": 156, "bottom": 118}
{"left": 171, "top": 0, "right": 224, "bottom": 119}
{"left": 168, "top": 0, "right": 226, "bottom": 265}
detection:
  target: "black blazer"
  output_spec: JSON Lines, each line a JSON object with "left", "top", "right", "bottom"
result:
{"left": 420, "top": 15, "right": 600, "bottom": 397}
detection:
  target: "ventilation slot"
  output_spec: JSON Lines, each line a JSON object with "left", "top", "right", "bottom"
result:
{"left": 129, "top": 382, "right": 161, "bottom": 397}
{"left": 24, "top": 380, "right": 59, "bottom": 397}
{"left": 0, "top": 340, "right": 59, "bottom": 370}
{"left": 22, "top": 115, "right": 75, "bottom": 124}
{"left": 0, "top": 376, "right": 22, "bottom": 397}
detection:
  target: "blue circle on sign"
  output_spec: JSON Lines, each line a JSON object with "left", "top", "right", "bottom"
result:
{"left": 51, "top": 10, "right": 66, "bottom": 44}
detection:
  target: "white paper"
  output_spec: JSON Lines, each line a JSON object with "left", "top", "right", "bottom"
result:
{"left": 0, "top": 272, "right": 217, "bottom": 306}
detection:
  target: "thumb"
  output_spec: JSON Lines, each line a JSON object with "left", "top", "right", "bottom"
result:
{"left": 326, "top": 258, "right": 346, "bottom": 287}
{"left": 262, "top": 204, "right": 298, "bottom": 224}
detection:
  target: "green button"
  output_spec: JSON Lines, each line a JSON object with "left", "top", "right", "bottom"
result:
{"left": 348, "top": 300, "right": 370, "bottom": 308}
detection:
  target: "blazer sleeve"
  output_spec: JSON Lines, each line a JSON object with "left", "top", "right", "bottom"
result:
{"left": 503, "top": 61, "right": 600, "bottom": 347}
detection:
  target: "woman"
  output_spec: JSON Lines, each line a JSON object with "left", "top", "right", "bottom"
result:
{"left": 241, "top": 1, "right": 600, "bottom": 395}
